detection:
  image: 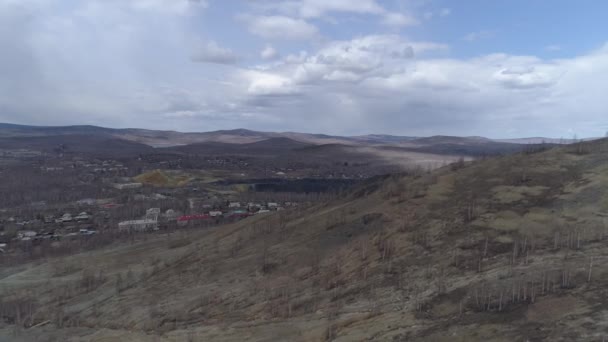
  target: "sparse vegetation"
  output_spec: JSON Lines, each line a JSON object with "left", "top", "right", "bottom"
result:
{"left": 2, "top": 130, "right": 608, "bottom": 341}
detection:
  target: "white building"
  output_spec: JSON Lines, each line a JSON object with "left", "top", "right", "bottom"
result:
{"left": 247, "top": 202, "right": 259, "bottom": 208}
{"left": 164, "top": 209, "right": 178, "bottom": 222}
{"left": 228, "top": 202, "right": 241, "bottom": 208}
{"left": 209, "top": 210, "right": 223, "bottom": 217}
{"left": 146, "top": 208, "right": 161, "bottom": 220}
{"left": 75, "top": 212, "right": 90, "bottom": 221}
{"left": 17, "top": 231, "right": 37, "bottom": 239}
{"left": 118, "top": 208, "right": 162, "bottom": 232}
{"left": 56, "top": 213, "right": 73, "bottom": 223}
{"left": 118, "top": 219, "right": 158, "bottom": 232}
{"left": 114, "top": 183, "right": 143, "bottom": 190}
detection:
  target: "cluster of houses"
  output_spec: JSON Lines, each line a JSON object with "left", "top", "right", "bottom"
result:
{"left": 117, "top": 200, "right": 298, "bottom": 231}
{"left": 54, "top": 212, "right": 92, "bottom": 223}
{"left": 189, "top": 198, "right": 294, "bottom": 212}
{"left": 79, "top": 159, "right": 128, "bottom": 174}
{"left": 38, "top": 158, "right": 129, "bottom": 175}
{"left": 44, "top": 157, "right": 130, "bottom": 174}
{"left": 13, "top": 228, "right": 97, "bottom": 242}
{"left": 177, "top": 209, "right": 241, "bottom": 225}
{"left": 5, "top": 211, "right": 92, "bottom": 228}
{"left": 2, "top": 186, "right": 302, "bottom": 251}
{"left": 6, "top": 211, "right": 98, "bottom": 243}
{"left": 176, "top": 201, "right": 296, "bottom": 225}
{"left": 0, "top": 149, "right": 42, "bottom": 158}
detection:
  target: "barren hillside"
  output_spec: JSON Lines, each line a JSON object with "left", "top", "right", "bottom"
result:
{"left": 2, "top": 139, "right": 608, "bottom": 341}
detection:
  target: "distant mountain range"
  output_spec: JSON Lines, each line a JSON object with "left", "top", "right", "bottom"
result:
{"left": 0, "top": 123, "right": 589, "bottom": 148}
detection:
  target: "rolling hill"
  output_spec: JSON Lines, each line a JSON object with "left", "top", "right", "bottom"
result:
{"left": 0, "top": 124, "right": 354, "bottom": 147}
{"left": 0, "top": 134, "right": 153, "bottom": 157}
{"left": 0, "top": 123, "right": 560, "bottom": 174}
{"left": 2, "top": 139, "right": 608, "bottom": 341}
{"left": 0, "top": 123, "right": 585, "bottom": 149}
{"left": 168, "top": 137, "right": 313, "bottom": 155}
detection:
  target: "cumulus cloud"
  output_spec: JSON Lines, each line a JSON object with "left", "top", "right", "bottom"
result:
{"left": 242, "top": 70, "right": 298, "bottom": 96}
{"left": 382, "top": 13, "right": 418, "bottom": 27}
{"left": 1, "top": 1, "right": 607, "bottom": 138}
{"left": 255, "top": 35, "right": 421, "bottom": 85}
{"left": 130, "top": 0, "right": 207, "bottom": 15}
{"left": 254, "top": 0, "right": 418, "bottom": 31}
{"left": 494, "top": 66, "right": 557, "bottom": 89}
{"left": 233, "top": 38, "right": 608, "bottom": 137}
{"left": 270, "top": 0, "right": 384, "bottom": 18}
{"left": 191, "top": 41, "right": 238, "bottom": 64}
{"left": 245, "top": 15, "right": 319, "bottom": 40}
{"left": 261, "top": 45, "right": 280, "bottom": 60}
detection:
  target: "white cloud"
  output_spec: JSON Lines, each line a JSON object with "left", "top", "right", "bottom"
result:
{"left": 231, "top": 37, "right": 608, "bottom": 137}
{"left": 439, "top": 8, "right": 451, "bottom": 17}
{"left": 236, "top": 35, "right": 448, "bottom": 101}
{"left": 130, "top": 0, "right": 207, "bottom": 15}
{"left": 1, "top": 1, "right": 608, "bottom": 138}
{"left": 241, "top": 70, "right": 297, "bottom": 96}
{"left": 285, "top": 51, "right": 308, "bottom": 63}
{"left": 256, "top": 0, "right": 420, "bottom": 31}
{"left": 285, "top": 35, "right": 440, "bottom": 84}
{"left": 246, "top": 15, "right": 319, "bottom": 40}
{"left": 271, "top": 0, "right": 384, "bottom": 18}
{"left": 382, "top": 13, "right": 418, "bottom": 27}
{"left": 545, "top": 44, "right": 562, "bottom": 51}
{"left": 261, "top": 45, "right": 280, "bottom": 60}
{"left": 191, "top": 41, "right": 238, "bottom": 64}
{"left": 493, "top": 66, "right": 557, "bottom": 89}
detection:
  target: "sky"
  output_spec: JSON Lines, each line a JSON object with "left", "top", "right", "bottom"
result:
{"left": 0, "top": 0, "right": 607, "bottom": 138}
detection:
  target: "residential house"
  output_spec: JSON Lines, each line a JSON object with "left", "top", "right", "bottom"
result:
{"left": 247, "top": 202, "right": 263, "bottom": 210}
{"left": 56, "top": 213, "right": 73, "bottom": 223}
{"left": 146, "top": 208, "right": 161, "bottom": 220}
{"left": 17, "top": 230, "right": 37, "bottom": 240}
{"left": 75, "top": 212, "right": 91, "bottom": 221}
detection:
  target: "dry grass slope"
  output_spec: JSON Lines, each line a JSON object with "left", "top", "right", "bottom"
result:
{"left": 2, "top": 139, "right": 608, "bottom": 341}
